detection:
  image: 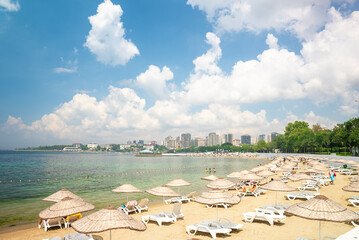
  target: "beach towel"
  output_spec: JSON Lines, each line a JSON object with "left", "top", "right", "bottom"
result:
{"left": 127, "top": 200, "right": 137, "bottom": 206}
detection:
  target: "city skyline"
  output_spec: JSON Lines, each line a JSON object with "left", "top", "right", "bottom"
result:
{"left": 1, "top": 0, "right": 359, "bottom": 149}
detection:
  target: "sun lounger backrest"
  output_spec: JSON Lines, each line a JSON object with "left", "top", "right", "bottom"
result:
{"left": 173, "top": 202, "right": 182, "bottom": 215}
{"left": 138, "top": 198, "right": 149, "bottom": 207}
{"left": 187, "top": 192, "right": 196, "bottom": 198}
{"left": 48, "top": 217, "right": 62, "bottom": 225}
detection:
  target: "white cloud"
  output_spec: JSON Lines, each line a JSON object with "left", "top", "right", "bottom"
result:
{"left": 304, "top": 111, "right": 337, "bottom": 129}
{"left": 183, "top": 32, "right": 305, "bottom": 105}
{"left": 136, "top": 65, "right": 173, "bottom": 99}
{"left": 266, "top": 34, "right": 279, "bottom": 49}
{"left": 84, "top": 0, "right": 139, "bottom": 66}
{"left": 53, "top": 67, "right": 77, "bottom": 74}
{"left": 0, "top": 0, "right": 20, "bottom": 12}
{"left": 187, "top": 0, "right": 341, "bottom": 39}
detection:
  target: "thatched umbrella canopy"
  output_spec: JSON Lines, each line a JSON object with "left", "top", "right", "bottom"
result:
{"left": 201, "top": 175, "right": 219, "bottom": 181}
{"left": 261, "top": 180, "right": 296, "bottom": 192}
{"left": 261, "top": 180, "right": 296, "bottom": 204}
{"left": 193, "top": 190, "right": 240, "bottom": 220}
{"left": 350, "top": 175, "right": 359, "bottom": 182}
{"left": 285, "top": 195, "right": 359, "bottom": 239}
{"left": 343, "top": 182, "right": 359, "bottom": 192}
{"left": 166, "top": 178, "right": 191, "bottom": 187}
{"left": 303, "top": 168, "right": 322, "bottom": 174}
{"left": 72, "top": 206, "right": 146, "bottom": 240}
{"left": 146, "top": 186, "right": 179, "bottom": 197}
{"left": 237, "top": 173, "right": 263, "bottom": 182}
{"left": 251, "top": 166, "right": 268, "bottom": 173}
{"left": 39, "top": 197, "right": 94, "bottom": 219}
{"left": 288, "top": 173, "right": 313, "bottom": 182}
{"left": 206, "top": 178, "right": 235, "bottom": 190}
{"left": 39, "top": 197, "right": 95, "bottom": 237}
{"left": 112, "top": 184, "right": 142, "bottom": 193}
{"left": 112, "top": 183, "right": 142, "bottom": 203}
{"left": 42, "top": 189, "right": 83, "bottom": 202}
{"left": 257, "top": 170, "right": 275, "bottom": 177}
{"left": 146, "top": 186, "right": 179, "bottom": 211}
{"left": 166, "top": 178, "right": 191, "bottom": 195}
{"left": 227, "top": 172, "right": 242, "bottom": 178}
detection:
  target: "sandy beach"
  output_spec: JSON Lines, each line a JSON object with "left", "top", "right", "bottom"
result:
{"left": 0, "top": 160, "right": 357, "bottom": 240}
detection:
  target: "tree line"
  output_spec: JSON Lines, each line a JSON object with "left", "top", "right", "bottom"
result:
{"left": 175, "top": 117, "right": 359, "bottom": 156}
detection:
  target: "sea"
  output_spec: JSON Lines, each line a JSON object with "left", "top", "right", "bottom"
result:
{"left": 0, "top": 151, "right": 266, "bottom": 227}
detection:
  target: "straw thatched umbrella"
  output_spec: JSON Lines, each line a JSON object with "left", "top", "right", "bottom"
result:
{"left": 39, "top": 197, "right": 95, "bottom": 238}
{"left": 285, "top": 195, "right": 359, "bottom": 240}
{"left": 42, "top": 189, "right": 83, "bottom": 202}
{"left": 343, "top": 182, "right": 359, "bottom": 192}
{"left": 257, "top": 170, "right": 275, "bottom": 177}
{"left": 288, "top": 173, "right": 313, "bottom": 182}
{"left": 206, "top": 178, "right": 235, "bottom": 190}
{"left": 201, "top": 175, "right": 218, "bottom": 181}
{"left": 146, "top": 186, "right": 179, "bottom": 211}
{"left": 166, "top": 178, "right": 191, "bottom": 195}
{"left": 237, "top": 173, "right": 263, "bottom": 182}
{"left": 261, "top": 180, "right": 296, "bottom": 204}
{"left": 251, "top": 166, "right": 269, "bottom": 173}
{"left": 350, "top": 175, "right": 359, "bottom": 182}
{"left": 193, "top": 190, "right": 240, "bottom": 220}
{"left": 72, "top": 206, "right": 146, "bottom": 240}
{"left": 112, "top": 183, "right": 142, "bottom": 203}
{"left": 226, "top": 172, "right": 242, "bottom": 178}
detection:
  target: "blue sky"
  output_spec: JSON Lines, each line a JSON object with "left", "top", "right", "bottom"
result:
{"left": 0, "top": 0, "right": 359, "bottom": 148}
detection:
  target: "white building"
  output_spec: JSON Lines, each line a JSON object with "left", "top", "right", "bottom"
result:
{"left": 232, "top": 139, "right": 241, "bottom": 146}
{"left": 143, "top": 144, "right": 154, "bottom": 150}
{"left": 87, "top": 143, "right": 99, "bottom": 149}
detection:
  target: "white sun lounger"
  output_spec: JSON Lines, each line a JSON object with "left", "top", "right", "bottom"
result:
{"left": 243, "top": 208, "right": 286, "bottom": 226}
{"left": 142, "top": 202, "right": 183, "bottom": 226}
{"left": 42, "top": 237, "right": 62, "bottom": 240}
{"left": 135, "top": 198, "right": 149, "bottom": 213}
{"left": 238, "top": 188, "right": 266, "bottom": 197}
{"left": 297, "top": 183, "right": 320, "bottom": 191}
{"left": 40, "top": 217, "right": 63, "bottom": 232}
{"left": 63, "top": 233, "right": 94, "bottom": 240}
{"left": 206, "top": 203, "right": 232, "bottom": 208}
{"left": 201, "top": 218, "right": 243, "bottom": 230}
{"left": 261, "top": 203, "right": 289, "bottom": 215}
{"left": 186, "top": 221, "right": 232, "bottom": 239}
{"left": 348, "top": 199, "right": 359, "bottom": 207}
{"left": 286, "top": 191, "right": 320, "bottom": 201}
{"left": 165, "top": 192, "right": 195, "bottom": 204}
{"left": 323, "top": 226, "right": 359, "bottom": 240}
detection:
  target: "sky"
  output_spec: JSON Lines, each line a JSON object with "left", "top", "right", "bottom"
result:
{"left": 0, "top": 0, "right": 359, "bottom": 149}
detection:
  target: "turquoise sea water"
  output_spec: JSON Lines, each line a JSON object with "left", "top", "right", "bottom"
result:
{"left": 0, "top": 151, "right": 265, "bottom": 226}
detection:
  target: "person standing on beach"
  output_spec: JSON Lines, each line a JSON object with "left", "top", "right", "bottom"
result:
{"left": 329, "top": 169, "right": 336, "bottom": 184}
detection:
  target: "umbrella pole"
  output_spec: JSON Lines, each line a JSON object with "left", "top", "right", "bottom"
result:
{"left": 275, "top": 192, "right": 278, "bottom": 205}
{"left": 216, "top": 204, "right": 218, "bottom": 221}
{"left": 110, "top": 229, "right": 112, "bottom": 240}
{"left": 319, "top": 221, "right": 321, "bottom": 240}
{"left": 163, "top": 196, "right": 165, "bottom": 212}
{"left": 67, "top": 218, "right": 70, "bottom": 239}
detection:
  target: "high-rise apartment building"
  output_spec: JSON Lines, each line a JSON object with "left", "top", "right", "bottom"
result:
{"left": 207, "top": 132, "right": 220, "bottom": 146}
{"left": 241, "top": 134, "right": 251, "bottom": 145}
{"left": 181, "top": 133, "right": 191, "bottom": 148}
{"left": 224, "top": 133, "right": 233, "bottom": 144}
{"left": 194, "top": 137, "right": 206, "bottom": 147}
{"left": 258, "top": 134, "right": 266, "bottom": 142}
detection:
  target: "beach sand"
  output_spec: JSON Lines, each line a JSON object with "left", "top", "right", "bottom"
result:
{"left": 0, "top": 168, "right": 356, "bottom": 240}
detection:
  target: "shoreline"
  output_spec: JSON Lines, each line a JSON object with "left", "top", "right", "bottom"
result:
{"left": 0, "top": 165, "right": 356, "bottom": 240}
